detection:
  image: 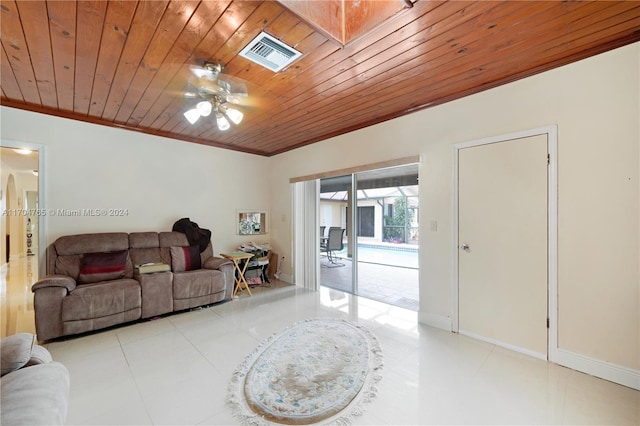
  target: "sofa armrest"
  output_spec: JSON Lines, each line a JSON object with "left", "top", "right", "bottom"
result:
{"left": 32, "top": 275, "right": 76, "bottom": 293}
{"left": 202, "top": 258, "right": 235, "bottom": 301}
{"left": 31, "top": 277, "right": 74, "bottom": 342}
{"left": 25, "top": 344, "right": 53, "bottom": 367}
{"left": 202, "top": 256, "right": 232, "bottom": 270}
{"left": 0, "top": 333, "right": 36, "bottom": 376}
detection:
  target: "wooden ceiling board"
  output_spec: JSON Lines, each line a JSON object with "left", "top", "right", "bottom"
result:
{"left": 232, "top": 1, "right": 512, "bottom": 148}
{"left": 261, "top": 3, "right": 559, "bottom": 135}
{"left": 343, "top": 0, "right": 408, "bottom": 45}
{"left": 47, "top": 0, "right": 77, "bottom": 113}
{"left": 278, "top": 0, "right": 343, "bottom": 44}
{"left": 249, "top": 0, "right": 640, "bottom": 154}
{"left": 211, "top": 1, "right": 283, "bottom": 67}
{"left": 114, "top": 0, "right": 200, "bottom": 125}
{"left": 249, "top": 1, "right": 467, "bottom": 123}
{"left": 279, "top": 18, "right": 318, "bottom": 48}
{"left": 100, "top": 0, "right": 171, "bottom": 121}
{"left": 0, "top": 0, "right": 41, "bottom": 105}
{"left": 0, "top": 44, "right": 22, "bottom": 102}
{"left": 16, "top": 0, "right": 57, "bottom": 108}
{"left": 1, "top": 0, "right": 639, "bottom": 156}
{"left": 74, "top": 0, "right": 108, "bottom": 115}
{"left": 270, "top": 1, "right": 466, "bottom": 95}
{"left": 89, "top": 0, "right": 138, "bottom": 117}
{"left": 244, "top": 2, "right": 639, "bottom": 152}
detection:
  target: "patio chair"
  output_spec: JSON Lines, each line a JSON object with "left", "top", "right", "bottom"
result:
{"left": 321, "top": 227, "right": 345, "bottom": 267}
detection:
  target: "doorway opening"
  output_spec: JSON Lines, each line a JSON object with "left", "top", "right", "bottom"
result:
{"left": 319, "top": 163, "right": 419, "bottom": 311}
{"left": 1, "top": 146, "right": 40, "bottom": 265}
{"left": 1, "top": 144, "right": 42, "bottom": 338}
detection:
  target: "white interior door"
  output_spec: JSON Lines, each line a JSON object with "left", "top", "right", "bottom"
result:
{"left": 458, "top": 134, "right": 548, "bottom": 358}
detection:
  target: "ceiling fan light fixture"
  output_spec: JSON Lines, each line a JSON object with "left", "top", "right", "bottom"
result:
{"left": 216, "top": 113, "right": 230, "bottom": 131}
{"left": 196, "top": 101, "right": 212, "bottom": 117}
{"left": 184, "top": 108, "right": 200, "bottom": 124}
{"left": 225, "top": 107, "right": 243, "bottom": 125}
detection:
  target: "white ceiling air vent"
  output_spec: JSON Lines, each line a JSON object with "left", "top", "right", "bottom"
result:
{"left": 239, "top": 32, "right": 302, "bottom": 72}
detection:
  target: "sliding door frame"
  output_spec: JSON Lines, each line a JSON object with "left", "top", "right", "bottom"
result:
{"left": 291, "top": 157, "right": 420, "bottom": 294}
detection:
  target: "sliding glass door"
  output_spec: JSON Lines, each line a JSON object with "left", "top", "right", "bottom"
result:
{"left": 319, "top": 164, "right": 419, "bottom": 311}
{"left": 319, "top": 174, "right": 353, "bottom": 293}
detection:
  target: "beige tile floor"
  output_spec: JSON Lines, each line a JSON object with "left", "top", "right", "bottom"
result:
{"left": 2, "top": 255, "right": 639, "bottom": 425}
{"left": 1, "top": 254, "right": 38, "bottom": 338}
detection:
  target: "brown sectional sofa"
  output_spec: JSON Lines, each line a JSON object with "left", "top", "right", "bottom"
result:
{"left": 31, "top": 231, "right": 234, "bottom": 342}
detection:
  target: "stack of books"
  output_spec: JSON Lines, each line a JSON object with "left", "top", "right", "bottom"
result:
{"left": 135, "top": 263, "right": 171, "bottom": 274}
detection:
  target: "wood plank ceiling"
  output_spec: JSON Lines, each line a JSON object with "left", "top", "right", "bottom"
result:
{"left": 1, "top": 1, "right": 639, "bottom": 157}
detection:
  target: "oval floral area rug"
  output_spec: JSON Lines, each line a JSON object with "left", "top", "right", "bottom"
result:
{"left": 227, "top": 318, "right": 383, "bottom": 425}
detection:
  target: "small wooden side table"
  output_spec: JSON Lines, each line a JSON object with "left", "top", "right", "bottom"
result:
{"left": 220, "top": 252, "right": 254, "bottom": 297}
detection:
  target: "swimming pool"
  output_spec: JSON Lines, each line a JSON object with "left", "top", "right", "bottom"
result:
{"left": 333, "top": 244, "right": 418, "bottom": 269}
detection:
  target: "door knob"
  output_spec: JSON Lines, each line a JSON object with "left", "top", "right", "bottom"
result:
{"left": 460, "top": 243, "right": 470, "bottom": 251}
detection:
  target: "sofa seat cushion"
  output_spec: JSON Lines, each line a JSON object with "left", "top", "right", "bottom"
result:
{"left": 173, "top": 269, "right": 225, "bottom": 300}
{"left": 62, "top": 279, "right": 141, "bottom": 322}
{"left": 0, "top": 362, "right": 70, "bottom": 425}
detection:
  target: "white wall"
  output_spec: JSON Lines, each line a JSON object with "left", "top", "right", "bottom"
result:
{"left": 269, "top": 42, "right": 640, "bottom": 373}
{"left": 0, "top": 109, "right": 272, "bottom": 269}
{"left": 319, "top": 201, "right": 345, "bottom": 230}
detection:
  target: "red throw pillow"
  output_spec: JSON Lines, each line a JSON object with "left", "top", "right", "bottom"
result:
{"left": 78, "top": 250, "right": 128, "bottom": 284}
{"left": 170, "top": 246, "right": 202, "bottom": 272}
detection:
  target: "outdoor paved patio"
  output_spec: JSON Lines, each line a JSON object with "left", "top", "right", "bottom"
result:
{"left": 320, "top": 251, "right": 419, "bottom": 311}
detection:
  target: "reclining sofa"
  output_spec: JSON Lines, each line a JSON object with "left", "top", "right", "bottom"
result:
{"left": 32, "top": 231, "right": 234, "bottom": 342}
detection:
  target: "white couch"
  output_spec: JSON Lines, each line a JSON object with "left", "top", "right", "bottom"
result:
{"left": 0, "top": 333, "right": 70, "bottom": 425}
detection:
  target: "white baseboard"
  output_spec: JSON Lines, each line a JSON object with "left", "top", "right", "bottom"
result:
{"left": 418, "top": 311, "right": 452, "bottom": 331}
{"left": 459, "top": 329, "right": 548, "bottom": 361}
{"left": 556, "top": 348, "right": 640, "bottom": 390}
{"left": 277, "top": 273, "right": 293, "bottom": 284}
{"left": 418, "top": 312, "right": 639, "bottom": 390}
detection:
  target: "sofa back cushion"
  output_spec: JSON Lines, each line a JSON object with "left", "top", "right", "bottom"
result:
{"left": 129, "top": 232, "right": 162, "bottom": 265}
{"left": 170, "top": 246, "right": 202, "bottom": 272}
{"left": 52, "top": 233, "right": 133, "bottom": 280}
{"left": 159, "top": 232, "right": 190, "bottom": 265}
{"left": 78, "top": 250, "right": 128, "bottom": 284}
{"left": 159, "top": 232, "right": 214, "bottom": 268}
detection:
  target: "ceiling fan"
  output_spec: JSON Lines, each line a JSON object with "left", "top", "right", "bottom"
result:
{"left": 182, "top": 61, "right": 248, "bottom": 131}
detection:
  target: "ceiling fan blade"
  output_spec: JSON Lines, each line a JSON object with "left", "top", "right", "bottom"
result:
{"left": 225, "top": 93, "right": 280, "bottom": 110}
{"left": 217, "top": 75, "right": 248, "bottom": 97}
{"left": 189, "top": 65, "right": 218, "bottom": 80}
